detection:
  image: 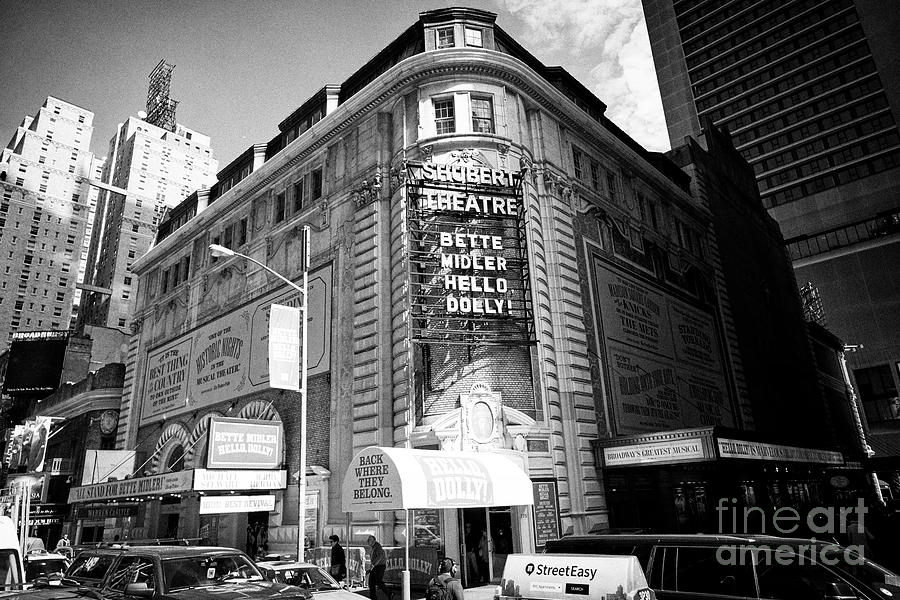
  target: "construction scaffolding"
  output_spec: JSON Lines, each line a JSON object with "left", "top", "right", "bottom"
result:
{"left": 146, "top": 59, "right": 178, "bottom": 132}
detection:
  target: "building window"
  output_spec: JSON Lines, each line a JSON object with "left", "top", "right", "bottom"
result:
{"left": 855, "top": 364, "right": 899, "bottom": 423}
{"left": 311, "top": 169, "right": 323, "bottom": 200}
{"left": 607, "top": 172, "right": 618, "bottom": 202}
{"left": 464, "top": 27, "right": 483, "bottom": 48}
{"left": 471, "top": 96, "right": 494, "bottom": 134}
{"left": 434, "top": 98, "right": 455, "bottom": 135}
{"left": 294, "top": 179, "right": 305, "bottom": 212}
{"left": 238, "top": 218, "right": 248, "bottom": 246}
{"left": 573, "top": 147, "right": 584, "bottom": 180}
{"left": 274, "top": 191, "right": 286, "bottom": 223}
{"left": 437, "top": 27, "right": 455, "bottom": 49}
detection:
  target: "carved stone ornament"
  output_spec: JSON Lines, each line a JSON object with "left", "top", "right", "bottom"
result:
{"left": 129, "top": 316, "right": 143, "bottom": 335}
{"left": 351, "top": 172, "right": 383, "bottom": 209}
{"left": 450, "top": 148, "right": 486, "bottom": 165}
{"left": 496, "top": 143, "right": 510, "bottom": 168}
{"left": 542, "top": 171, "right": 572, "bottom": 201}
{"left": 421, "top": 145, "right": 433, "bottom": 163}
{"left": 520, "top": 155, "right": 537, "bottom": 185}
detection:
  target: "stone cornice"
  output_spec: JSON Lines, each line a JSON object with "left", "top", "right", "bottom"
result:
{"left": 141, "top": 49, "right": 696, "bottom": 269}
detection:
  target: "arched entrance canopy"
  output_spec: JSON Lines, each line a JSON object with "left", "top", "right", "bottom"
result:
{"left": 341, "top": 446, "right": 534, "bottom": 512}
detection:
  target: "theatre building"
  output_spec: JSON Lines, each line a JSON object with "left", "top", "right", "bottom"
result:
{"left": 65, "top": 6, "right": 846, "bottom": 580}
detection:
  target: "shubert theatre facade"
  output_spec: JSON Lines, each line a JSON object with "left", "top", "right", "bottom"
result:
{"left": 66, "top": 7, "right": 809, "bottom": 580}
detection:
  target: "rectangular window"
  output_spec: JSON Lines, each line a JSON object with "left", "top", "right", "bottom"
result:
{"left": 607, "top": 172, "right": 618, "bottom": 201}
{"left": 222, "top": 223, "right": 234, "bottom": 249}
{"left": 464, "top": 27, "right": 483, "bottom": 47}
{"left": 434, "top": 98, "right": 455, "bottom": 134}
{"left": 293, "top": 179, "right": 305, "bottom": 211}
{"left": 471, "top": 96, "right": 494, "bottom": 133}
{"left": 590, "top": 161, "right": 600, "bottom": 190}
{"left": 573, "top": 147, "right": 584, "bottom": 179}
{"left": 275, "top": 191, "right": 286, "bottom": 223}
{"left": 311, "top": 169, "right": 323, "bottom": 200}
{"left": 238, "top": 218, "right": 248, "bottom": 246}
{"left": 437, "top": 27, "right": 455, "bottom": 48}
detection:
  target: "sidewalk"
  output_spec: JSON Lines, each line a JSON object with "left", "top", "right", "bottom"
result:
{"left": 351, "top": 584, "right": 497, "bottom": 600}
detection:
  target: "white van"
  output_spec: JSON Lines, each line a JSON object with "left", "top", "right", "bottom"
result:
{"left": 0, "top": 516, "right": 25, "bottom": 591}
{"left": 496, "top": 553, "right": 655, "bottom": 600}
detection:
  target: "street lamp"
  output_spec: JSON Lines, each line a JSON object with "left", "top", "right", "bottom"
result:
{"left": 209, "top": 233, "right": 310, "bottom": 561}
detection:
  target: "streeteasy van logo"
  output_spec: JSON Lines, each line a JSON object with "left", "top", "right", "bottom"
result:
{"left": 524, "top": 563, "right": 598, "bottom": 580}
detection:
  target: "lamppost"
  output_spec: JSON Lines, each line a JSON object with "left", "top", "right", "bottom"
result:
{"left": 209, "top": 229, "right": 310, "bottom": 561}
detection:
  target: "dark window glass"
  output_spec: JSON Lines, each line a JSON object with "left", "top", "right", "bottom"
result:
{"left": 275, "top": 192, "right": 286, "bottom": 223}
{"left": 674, "top": 546, "right": 756, "bottom": 596}
{"left": 311, "top": 169, "right": 323, "bottom": 200}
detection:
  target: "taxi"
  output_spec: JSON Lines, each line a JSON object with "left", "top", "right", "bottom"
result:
{"left": 495, "top": 554, "right": 655, "bottom": 600}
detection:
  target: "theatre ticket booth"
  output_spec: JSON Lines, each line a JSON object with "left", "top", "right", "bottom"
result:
{"left": 342, "top": 446, "right": 534, "bottom": 594}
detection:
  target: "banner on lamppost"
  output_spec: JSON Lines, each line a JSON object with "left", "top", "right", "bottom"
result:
{"left": 269, "top": 304, "right": 301, "bottom": 391}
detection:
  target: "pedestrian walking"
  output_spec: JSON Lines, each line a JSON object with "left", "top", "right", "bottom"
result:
{"left": 366, "top": 535, "right": 392, "bottom": 600}
{"left": 329, "top": 534, "right": 347, "bottom": 583}
{"left": 426, "top": 558, "right": 463, "bottom": 600}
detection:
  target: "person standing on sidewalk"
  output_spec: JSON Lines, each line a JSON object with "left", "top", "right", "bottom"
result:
{"left": 329, "top": 535, "right": 347, "bottom": 583}
{"left": 366, "top": 535, "right": 392, "bottom": 600}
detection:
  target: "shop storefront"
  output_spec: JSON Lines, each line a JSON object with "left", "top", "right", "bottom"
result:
{"left": 342, "top": 446, "right": 534, "bottom": 589}
{"left": 596, "top": 427, "right": 851, "bottom": 534}
{"left": 68, "top": 416, "right": 287, "bottom": 549}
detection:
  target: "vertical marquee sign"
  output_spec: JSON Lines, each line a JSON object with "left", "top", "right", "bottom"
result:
{"left": 406, "top": 162, "right": 534, "bottom": 346}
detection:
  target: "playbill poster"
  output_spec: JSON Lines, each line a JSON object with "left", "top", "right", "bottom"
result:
{"left": 593, "top": 258, "right": 734, "bottom": 434}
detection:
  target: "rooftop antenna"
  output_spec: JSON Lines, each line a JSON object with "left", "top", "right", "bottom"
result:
{"left": 146, "top": 59, "right": 178, "bottom": 132}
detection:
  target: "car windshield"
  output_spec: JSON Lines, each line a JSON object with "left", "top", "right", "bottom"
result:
{"left": 276, "top": 567, "right": 340, "bottom": 590}
{"left": 823, "top": 547, "right": 900, "bottom": 598}
{"left": 163, "top": 555, "right": 263, "bottom": 590}
{"left": 67, "top": 554, "right": 114, "bottom": 582}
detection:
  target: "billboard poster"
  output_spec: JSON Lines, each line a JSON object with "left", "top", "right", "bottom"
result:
{"left": 140, "top": 263, "right": 332, "bottom": 424}
{"left": 593, "top": 258, "right": 733, "bottom": 434}
{"left": 206, "top": 417, "right": 282, "bottom": 469}
{"left": 2, "top": 331, "right": 68, "bottom": 394}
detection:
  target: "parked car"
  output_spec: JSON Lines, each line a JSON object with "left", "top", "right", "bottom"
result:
{"left": 24, "top": 549, "right": 70, "bottom": 587}
{"left": 46, "top": 545, "right": 312, "bottom": 600}
{"left": 255, "top": 561, "right": 359, "bottom": 600}
{"left": 544, "top": 533, "right": 900, "bottom": 599}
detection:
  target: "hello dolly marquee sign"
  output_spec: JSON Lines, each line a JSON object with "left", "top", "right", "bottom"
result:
{"left": 406, "top": 162, "right": 534, "bottom": 346}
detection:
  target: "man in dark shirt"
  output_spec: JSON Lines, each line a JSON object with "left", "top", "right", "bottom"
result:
{"left": 430, "top": 558, "right": 464, "bottom": 600}
{"left": 366, "top": 535, "right": 392, "bottom": 600}
{"left": 329, "top": 535, "right": 346, "bottom": 583}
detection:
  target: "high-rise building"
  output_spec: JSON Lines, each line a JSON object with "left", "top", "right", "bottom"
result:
{"left": 78, "top": 63, "right": 217, "bottom": 332}
{"left": 642, "top": 0, "right": 900, "bottom": 460}
{"left": 0, "top": 97, "right": 96, "bottom": 346}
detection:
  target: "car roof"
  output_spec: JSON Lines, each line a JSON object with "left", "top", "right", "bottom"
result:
{"left": 75, "top": 546, "right": 248, "bottom": 559}
{"left": 546, "top": 533, "right": 827, "bottom": 547}
{"left": 256, "top": 561, "right": 319, "bottom": 570}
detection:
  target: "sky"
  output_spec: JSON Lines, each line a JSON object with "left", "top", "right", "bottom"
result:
{"left": 0, "top": 0, "right": 669, "bottom": 169}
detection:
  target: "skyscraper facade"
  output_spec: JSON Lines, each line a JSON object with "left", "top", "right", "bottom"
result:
{"left": 77, "top": 116, "right": 217, "bottom": 332}
{"left": 642, "top": 0, "right": 900, "bottom": 446}
{"left": 0, "top": 97, "right": 96, "bottom": 346}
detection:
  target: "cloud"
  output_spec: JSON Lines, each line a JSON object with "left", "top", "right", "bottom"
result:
{"left": 493, "top": 0, "right": 670, "bottom": 151}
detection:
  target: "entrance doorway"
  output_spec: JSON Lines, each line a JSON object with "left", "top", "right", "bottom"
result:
{"left": 460, "top": 507, "right": 513, "bottom": 587}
